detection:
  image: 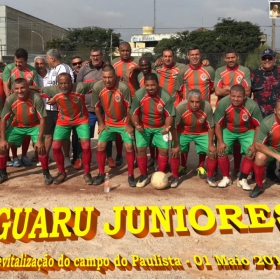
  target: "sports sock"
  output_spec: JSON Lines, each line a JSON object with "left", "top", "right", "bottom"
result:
{"left": 126, "top": 151, "right": 135, "bottom": 176}
{"left": 170, "top": 157, "right": 180, "bottom": 178}
{"left": 137, "top": 155, "right": 148, "bottom": 175}
{"left": 81, "top": 141, "right": 92, "bottom": 174}
{"left": 52, "top": 141, "right": 65, "bottom": 173}
{"left": 217, "top": 156, "right": 230, "bottom": 177}
{"left": 253, "top": 163, "right": 265, "bottom": 188}
{"left": 198, "top": 154, "right": 206, "bottom": 168}
{"left": 158, "top": 154, "right": 169, "bottom": 172}
{"left": 96, "top": 150, "right": 106, "bottom": 175}
{"left": 206, "top": 157, "right": 217, "bottom": 178}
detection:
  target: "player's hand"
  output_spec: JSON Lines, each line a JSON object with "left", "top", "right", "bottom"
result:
{"left": 202, "top": 59, "right": 210, "bottom": 66}
{"left": 47, "top": 98, "right": 56, "bottom": 105}
{"left": 124, "top": 125, "right": 134, "bottom": 138}
{"left": 35, "top": 140, "right": 46, "bottom": 155}
{"left": 208, "top": 144, "right": 217, "bottom": 158}
{"left": 162, "top": 126, "right": 171, "bottom": 135}
{"left": 134, "top": 122, "right": 143, "bottom": 132}
{"left": 171, "top": 145, "right": 180, "bottom": 158}
{"left": 98, "top": 123, "right": 108, "bottom": 135}
{"left": 0, "top": 140, "right": 9, "bottom": 152}
{"left": 246, "top": 144, "right": 256, "bottom": 160}
{"left": 217, "top": 142, "right": 228, "bottom": 156}
{"left": 154, "top": 57, "right": 163, "bottom": 67}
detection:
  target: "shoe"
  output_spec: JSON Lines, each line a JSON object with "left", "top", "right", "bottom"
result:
{"left": 21, "top": 156, "right": 32, "bottom": 166}
{"left": 115, "top": 155, "right": 123, "bottom": 166}
{"left": 44, "top": 173, "right": 53, "bottom": 185}
{"left": 170, "top": 177, "right": 179, "bottom": 188}
{"left": 74, "top": 159, "right": 82, "bottom": 170}
{"left": 83, "top": 173, "right": 93, "bottom": 185}
{"left": 206, "top": 177, "right": 217, "bottom": 188}
{"left": 147, "top": 158, "right": 154, "bottom": 168}
{"left": 218, "top": 176, "right": 232, "bottom": 188}
{"left": 0, "top": 173, "right": 8, "bottom": 184}
{"left": 196, "top": 167, "right": 207, "bottom": 179}
{"left": 107, "top": 157, "right": 116, "bottom": 168}
{"left": 53, "top": 172, "right": 67, "bottom": 184}
{"left": 237, "top": 178, "right": 251, "bottom": 191}
{"left": 64, "top": 157, "right": 72, "bottom": 168}
{"left": 93, "top": 173, "right": 105, "bottom": 185}
{"left": 178, "top": 166, "right": 187, "bottom": 177}
{"left": 13, "top": 157, "right": 21, "bottom": 167}
{"left": 154, "top": 160, "right": 158, "bottom": 171}
{"left": 136, "top": 174, "right": 149, "bottom": 188}
{"left": 6, "top": 161, "right": 13, "bottom": 167}
{"left": 36, "top": 161, "right": 42, "bottom": 167}
{"left": 128, "top": 175, "right": 136, "bottom": 188}
{"left": 249, "top": 185, "right": 264, "bottom": 198}
{"left": 267, "top": 171, "right": 280, "bottom": 185}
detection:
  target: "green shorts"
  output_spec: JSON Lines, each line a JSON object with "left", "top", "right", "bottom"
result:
{"left": 135, "top": 127, "right": 169, "bottom": 149}
{"left": 98, "top": 126, "right": 132, "bottom": 144}
{"left": 178, "top": 133, "right": 208, "bottom": 154}
{"left": 6, "top": 126, "right": 40, "bottom": 147}
{"left": 222, "top": 129, "right": 254, "bottom": 154}
{"left": 53, "top": 124, "right": 90, "bottom": 141}
{"left": 267, "top": 146, "right": 280, "bottom": 163}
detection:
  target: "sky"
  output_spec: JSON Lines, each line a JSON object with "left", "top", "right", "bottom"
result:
{"left": 2, "top": 0, "right": 280, "bottom": 49}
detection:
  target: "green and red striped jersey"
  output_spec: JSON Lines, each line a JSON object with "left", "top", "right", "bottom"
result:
{"left": 214, "top": 95, "right": 263, "bottom": 133}
{"left": 91, "top": 80, "right": 131, "bottom": 127}
{"left": 137, "top": 69, "right": 157, "bottom": 88}
{"left": 175, "top": 99, "right": 214, "bottom": 134}
{"left": 1, "top": 91, "right": 46, "bottom": 127}
{"left": 214, "top": 65, "right": 251, "bottom": 102}
{"left": 256, "top": 114, "right": 280, "bottom": 152}
{"left": 181, "top": 64, "right": 215, "bottom": 102}
{"left": 130, "top": 87, "right": 175, "bottom": 128}
{"left": 41, "top": 83, "right": 94, "bottom": 126}
{"left": 2, "top": 63, "right": 39, "bottom": 88}
{"left": 156, "top": 62, "right": 187, "bottom": 97}
{"left": 112, "top": 57, "right": 140, "bottom": 98}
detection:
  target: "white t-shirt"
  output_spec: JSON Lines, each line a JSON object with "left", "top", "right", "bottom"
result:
{"left": 270, "top": 10, "right": 279, "bottom": 18}
{"left": 46, "top": 63, "right": 74, "bottom": 111}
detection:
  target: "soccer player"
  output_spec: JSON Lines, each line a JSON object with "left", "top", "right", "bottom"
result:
{"left": 91, "top": 64, "right": 136, "bottom": 187}
{"left": 130, "top": 73, "right": 179, "bottom": 188}
{"left": 2, "top": 48, "right": 40, "bottom": 167}
{"left": 251, "top": 48, "right": 280, "bottom": 183}
{"left": 41, "top": 73, "right": 93, "bottom": 185}
{"left": 250, "top": 100, "right": 280, "bottom": 198}
{"left": 0, "top": 78, "right": 52, "bottom": 184}
{"left": 214, "top": 84, "right": 263, "bottom": 190}
{"left": 112, "top": 42, "right": 140, "bottom": 166}
{"left": 175, "top": 89, "right": 217, "bottom": 187}
{"left": 214, "top": 48, "right": 252, "bottom": 177}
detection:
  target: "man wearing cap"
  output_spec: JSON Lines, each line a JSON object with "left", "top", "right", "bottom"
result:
{"left": 251, "top": 48, "right": 280, "bottom": 183}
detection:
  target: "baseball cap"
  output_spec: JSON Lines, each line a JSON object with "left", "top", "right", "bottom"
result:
{"left": 261, "top": 49, "right": 275, "bottom": 58}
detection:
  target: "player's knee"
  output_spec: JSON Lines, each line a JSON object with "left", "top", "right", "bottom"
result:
{"left": 158, "top": 148, "right": 168, "bottom": 157}
{"left": 255, "top": 151, "right": 268, "bottom": 165}
{"left": 52, "top": 140, "right": 62, "bottom": 150}
{"left": 81, "top": 140, "right": 90, "bottom": 150}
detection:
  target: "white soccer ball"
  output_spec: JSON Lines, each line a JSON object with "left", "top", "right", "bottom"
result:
{"left": 151, "top": 171, "right": 169, "bottom": 190}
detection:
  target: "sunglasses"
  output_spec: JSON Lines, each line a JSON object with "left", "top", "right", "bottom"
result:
{"left": 262, "top": 56, "right": 273, "bottom": 61}
{"left": 72, "top": 61, "right": 82, "bottom": 66}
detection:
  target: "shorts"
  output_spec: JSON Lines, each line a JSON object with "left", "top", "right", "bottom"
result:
{"left": 135, "top": 127, "right": 169, "bottom": 149}
{"left": 45, "top": 111, "right": 58, "bottom": 135}
{"left": 222, "top": 129, "right": 254, "bottom": 154}
{"left": 6, "top": 126, "right": 40, "bottom": 147}
{"left": 98, "top": 126, "right": 132, "bottom": 144}
{"left": 53, "top": 124, "right": 90, "bottom": 141}
{"left": 178, "top": 133, "right": 208, "bottom": 154}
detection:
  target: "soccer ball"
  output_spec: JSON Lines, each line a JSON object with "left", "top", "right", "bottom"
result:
{"left": 151, "top": 171, "right": 169, "bottom": 190}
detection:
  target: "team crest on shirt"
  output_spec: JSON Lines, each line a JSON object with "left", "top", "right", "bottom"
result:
{"left": 242, "top": 113, "right": 249, "bottom": 121}
{"left": 172, "top": 72, "right": 179, "bottom": 78}
{"left": 29, "top": 107, "right": 35, "bottom": 114}
{"left": 73, "top": 96, "right": 79, "bottom": 104}
{"left": 200, "top": 74, "right": 207, "bottom": 81}
{"left": 199, "top": 116, "right": 206, "bottom": 123}
{"left": 115, "top": 93, "right": 121, "bottom": 102}
{"left": 236, "top": 75, "right": 243, "bottom": 83}
{"left": 157, "top": 104, "right": 163, "bottom": 111}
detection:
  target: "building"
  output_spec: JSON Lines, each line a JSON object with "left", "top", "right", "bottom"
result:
{"left": 0, "top": 5, "right": 67, "bottom": 62}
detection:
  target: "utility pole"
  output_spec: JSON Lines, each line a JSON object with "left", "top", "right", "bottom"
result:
{"left": 110, "top": 31, "right": 113, "bottom": 63}
{"left": 271, "top": 18, "right": 276, "bottom": 51}
{"left": 154, "top": 0, "right": 156, "bottom": 32}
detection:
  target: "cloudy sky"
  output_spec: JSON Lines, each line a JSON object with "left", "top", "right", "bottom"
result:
{"left": 2, "top": 0, "right": 280, "bottom": 48}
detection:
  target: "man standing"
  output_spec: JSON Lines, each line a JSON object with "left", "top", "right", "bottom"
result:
{"left": 91, "top": 65, "right": 136, "bottom": 187}
{"left": 175, "top": 89, "right": 217, "bottom": 187}
{"left": 45, "top": 49, "right": 74, "bottom": 168}
{"left": 71, "top": 56, "right": 83, "bottom": 83}
{"left": 131, "top": 73, "right": 179, "bottom": 188}
{"left": 2, "top": 48, "right": 40, "bottom": 167}
{"left": 214, "top": 85, "right": 263, "bottom": 190}
{"left": 0, "top": 78, "right": 51, "bottom": 184}
{"left": 250, "top": 100, "right": 280, "bottom": 198}
{"left": 251, "top": 48, "right": 280, "bottom": 183}
{"left": 41, "top": 73, "right": 93, "bottom": 185}
{"left": 214, "top": 49, "right": 251, "bottom": 176}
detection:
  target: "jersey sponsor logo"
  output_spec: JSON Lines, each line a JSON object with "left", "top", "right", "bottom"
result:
{"left": 30, "top": 107, "right": 36, "bottom": 114}
{"left": 73, "top": 96, "right": 79, "bottom": 104}
{"left": 199, "top": 116, "right": 206, "bottom": 123}
{"left": 115, "top": 93, "right": 121, "bottom": 102}
{"left": 157, "top": 104, "right": 163, "bottom": 112}
{"left": 242, "top": 113, "right": 249, "bottom": 121}
{"left": 200, "top": 73, "right": 207, "bottom": 81}
{"left": 236, "top": 75, "right": 243, "bottom": 83}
